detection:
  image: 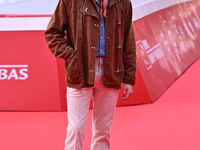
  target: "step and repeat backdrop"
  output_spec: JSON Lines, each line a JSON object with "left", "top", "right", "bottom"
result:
{"left": 0, "top": 0, "right": 200, "bottom": 111}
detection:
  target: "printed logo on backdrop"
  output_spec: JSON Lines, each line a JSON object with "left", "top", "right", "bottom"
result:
{"left": 0, "top": 65, "right": 28, "bottom": 80}
{"left": 136, "top": 39, "right": 164, "bottom": 70}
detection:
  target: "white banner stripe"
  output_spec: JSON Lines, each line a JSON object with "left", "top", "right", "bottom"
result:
{"left": 132, "top": 0, "right": 192, "bottom": 21}
{"left": 0, "top": 0, "right": 28, "bottom": 5}
{"left": 0, "top": 0, "right": 193, "bottom": 31}
{"left": 0, "top": 65, "right": 28, "bottom": 68}
{"left": 0, "top": 17, "right": 51, "bottom": 31}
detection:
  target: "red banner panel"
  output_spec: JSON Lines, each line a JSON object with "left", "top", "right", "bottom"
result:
{"left": 117, "top": 0, "right": 200, "bottom": 105}
{"left": 0, "top": 31, "right": 63, "bottom": 111}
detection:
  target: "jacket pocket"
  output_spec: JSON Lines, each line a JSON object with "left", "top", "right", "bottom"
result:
{"left": 66, "top": 55, "right": 81, "bottom": 84}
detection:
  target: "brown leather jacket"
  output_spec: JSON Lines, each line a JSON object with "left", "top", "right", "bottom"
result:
{"left": 45, "top": 0, "right": 136, "bottom": 89}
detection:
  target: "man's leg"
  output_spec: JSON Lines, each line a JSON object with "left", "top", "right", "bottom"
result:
{"left": 91, "top": 58, "right": 119, "bottom": 150}
{"left": 65, "top": 87, "right": 93, "bottom": 150}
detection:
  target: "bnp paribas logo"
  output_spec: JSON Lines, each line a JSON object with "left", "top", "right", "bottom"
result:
{"left": 0, "top": 65, "right": 28, "bottom": 80}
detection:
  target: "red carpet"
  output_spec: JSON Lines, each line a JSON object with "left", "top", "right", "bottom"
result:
{"left": 0, "top": 58, "right": 200, "bottom": 150}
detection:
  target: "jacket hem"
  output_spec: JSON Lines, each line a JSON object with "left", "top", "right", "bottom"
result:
{"left": 66, "top": 82, "right": 121, "bottom": 89}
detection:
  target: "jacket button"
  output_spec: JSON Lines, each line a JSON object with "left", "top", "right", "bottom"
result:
{"left": 107, "top": 36, "right": 110, "bottom": 39}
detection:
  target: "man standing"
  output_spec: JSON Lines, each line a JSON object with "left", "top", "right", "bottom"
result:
{"left": 45, "top": 0, "right": 136, "bottom": 149}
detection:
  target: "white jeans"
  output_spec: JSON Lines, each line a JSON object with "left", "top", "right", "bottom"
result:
{"left": 65, "top": 58, "right": 119, "bottom": 150}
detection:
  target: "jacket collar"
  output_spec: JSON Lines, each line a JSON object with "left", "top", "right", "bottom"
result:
{"left": 108, "top": 0, "right": 118, "bottom": 8}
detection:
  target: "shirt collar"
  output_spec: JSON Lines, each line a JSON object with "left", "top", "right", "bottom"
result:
{"left": 95, "top": 0, "right": 100, "bottom": 5}
{"left": 95, "top": 0, "right": 109, "bottom": 5}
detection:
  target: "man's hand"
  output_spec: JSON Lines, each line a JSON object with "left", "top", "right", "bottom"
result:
{"left": 121, "top": 84, "right": 133, "bottom": 99}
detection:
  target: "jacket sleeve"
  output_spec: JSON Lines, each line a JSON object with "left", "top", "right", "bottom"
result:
{"left": 123, "top": 0, "right": 137, "bottom": 85}
{"left": 44, "top": 0, "right": 74, "bottom": 62}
